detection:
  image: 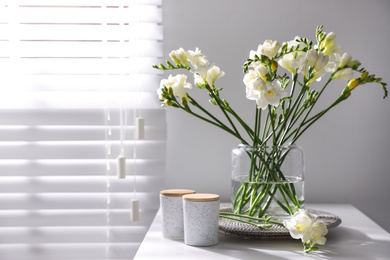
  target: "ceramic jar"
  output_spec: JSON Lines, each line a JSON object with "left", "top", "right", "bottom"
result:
{"left": 182, "top": 193, "right": 220, "bottom": 246}
{"left": 160, "top": 189, "right": 196, "bottom": 239}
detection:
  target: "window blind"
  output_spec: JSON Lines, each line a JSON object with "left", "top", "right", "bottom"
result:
{"left": 0, "top": 1, "right": 165, "bottom": 260}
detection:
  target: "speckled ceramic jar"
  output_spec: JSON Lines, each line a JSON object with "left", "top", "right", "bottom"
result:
{"left": 182, "top": 193, "right": 220, "bottom": 246}
{"left": 160, "top": 189, "right": 196, "bottom": 239}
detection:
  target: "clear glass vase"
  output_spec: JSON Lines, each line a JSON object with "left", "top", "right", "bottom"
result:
{"left": 231, "top": 144, "right": 305, "bottom": 221}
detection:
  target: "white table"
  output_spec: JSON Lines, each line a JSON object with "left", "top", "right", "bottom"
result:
{"left": 134, "top": 204, "right": 390, "bottom": 259}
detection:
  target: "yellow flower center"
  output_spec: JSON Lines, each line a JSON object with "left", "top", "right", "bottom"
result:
{"left": 267, "top": 90, "right": 274, "bottom": 96}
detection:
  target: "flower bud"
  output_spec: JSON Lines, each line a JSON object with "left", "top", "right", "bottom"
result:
{"left": 164, "top": 99, "right": 173, "bottom": 106}
{"left": 271, "top": 61, "right": 278, "bottom": 71}
{"left": 347, "top": 78, "right": 359, "bottom": 90}
{"left": 348, "top": 60, "right": 361, "bottom": 68}
{"left": 261, "top": 55, "right": 270, "bottom": 64}
{"left": 169, "top": 48, "right": 188, "bottom": 66}
{"left": 181, "top": 97, "right": 188, "bottom": 106}
{"left": 169, "top": 52, "right": 181, "bottom": 64}
{"left": 360, "top": 71, "right": 369, "bottom": 80}
{"left": 167, "top": 87, "right": 174, "bottom": 96}
{"left": 341, "top": 86, "right": 351, "bottom": 98}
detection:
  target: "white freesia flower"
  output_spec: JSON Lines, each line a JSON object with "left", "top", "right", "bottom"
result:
{"left": 159, "top": 74, "right": 192, "bottom": 101}
{"left": 333, "top": 68, "right": 354, "bottom": 80}
{"left": 244, "top": 71, "right": 261, "bottom": 91}
{"left": 283, "top": 209, "right": 328, "bottom": 251}
{"left": 283, "top": 209, "right": 314, "bottom": 242}
{"left": 246, "top": 80, "right": 287, "bottom": 110}
{"left": 187, "top": 48, "right": 208, "bottom": 68}
{"left": 338, "top": 52, "right": 352, "bottom": 68}
{"left": 320, "top": 32, "right": 342, "bottom": 55}
{"left": 328, "top": 52, "right": 359, "bottom": 81}
{"left": 307, "top": 68, "right": 327, "bottom": 85}
{"left": 186, "top": 48, "right": 213, "bottom": 86}
{"left": 348, "top": 59, "right": 361, "bottom": 68}
{"left": 169, "top": 48, "right": 188, "bottom": 66}
{"left": 333, "top": 52, "right": 361, "bottom": 70}
{"left": 243, "top": 63, "right": 269, "bottom": 100}
{"left": 186, "top": 48, "right": 225, "bottom": 88}
{"left": 281, "top": 53, "right": 308, "bottom": 75}
{"left": 245, "top": 78, "right": 264, "bottom": 101}
{"left": 244, "top": 70, "right": 266, "bottom": 95}
{"left": 278, "top": 38, "right": 307, "bottom": 73}
{"left": 306, "top": 49, "right": 329, "bottom": 72}
{"left": 193, "top": 74, "right": 205, "bottom": 87}
{"left": 292, "top": 54, "right": 310, "bottom": 77}
{"left": 250, "top": 40, "right": 280, "bottom": 59}
{"left": 303, "top": 50, "right": 329, "bottom": 84}
{"left": 192, "top": 59, "right": 213, "bottom": 85}
{"left": 310, "top": 220, "right": 328, "bottom": 245}
{"left": 325, "top": 53, "right": 339, "bottom": 73}
{"left": 247, "top": 62, "right": 268, "bottom": 81}
{"left": 288, "top": 50, "right": 330, "bottom": 83}
{"left": 278, "top": 53, "right": 296, "bottom": 73}
{"left": 206, "top": 65, "right": 225, "bottom": 88}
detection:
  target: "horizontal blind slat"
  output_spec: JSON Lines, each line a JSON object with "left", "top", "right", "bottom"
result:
{"left": 0, "top": 176, "right": 164, "bottom": 193}
{"left": 0, "top": 58, "right": 161, "bottom": 74}
{"left": 0, "top": 209, "right": 156, "bottom": 227}
{"left": 0, "top": 24, "right": 163, "bottom": 41}
{"left": 0, "top": 41, "right": 163, "bottom": 58}
{"left": 13, "top": 0, "right": 162, "bottom": 6}
{"left": 0, "top": 141, "right": 166, "bottom": 159}
{"left": 0, "top": 92, "right": 161, "bottom": 109}
{"left": 0, "top": 74, "right": 162, "bottom": 92}
{"left": 0, "top": 159, "right": 165, "bottom": 177}
{"left": 0, "top": 108, "right": 166, "bottom": 125}
{"left": 0, "top": 126, "right": 166, "bottom": 141}
{"left": 0, "top": 192, "right": 160, "bottom": 210}
{"left": 14, "top": 6, "right": 162, "bottom": 24}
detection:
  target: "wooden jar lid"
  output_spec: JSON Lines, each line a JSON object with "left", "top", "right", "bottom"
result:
{"left": 160, "top": 189, "right": 196, "bottom": 197}
{"left": 182, "top": 193, "right": 219, "bottom": 202}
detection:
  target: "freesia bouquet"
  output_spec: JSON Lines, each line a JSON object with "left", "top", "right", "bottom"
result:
{"left": 153, "top": 26, "right": 387, "bottom": 252}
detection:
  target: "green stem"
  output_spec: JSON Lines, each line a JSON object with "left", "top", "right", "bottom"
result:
{"left": 187, "top": 94, "right": 249, "bottom": 145}
{"left": 179, "top": 106, "right": 235, "bottom": 137}
{"left": 254, "top": 107, "right": 260, "bottom": 146}
{"left": 225, "top": 102, "right": 256, "bottom": 142}
{"left": 219, "top": 211, "right": 283, "bottom": 225}
{"left": 276, "top": 184, "right": 294, "bottom": 215}
{"left": 292, "top": 93, "right": 345, "bottom": 142}
{"left": 268, "top": 106, "right": 277, "bottom": 145}
{"left": 207, "top": 86, "right": 244, "bottom": 142}
{"left": 276, "top": 73, "right": 299, "bottom": 143}
{"left": 291, "top": 72, "right": 336, "bottom": 143}
{"left": 234, "top": 182, "right": 249, "bottom": 214}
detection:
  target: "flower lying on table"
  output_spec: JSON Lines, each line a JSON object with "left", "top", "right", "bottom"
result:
{"left": 283, "top": 209, "right": 328, "bottom": 253}
{"left": 153, "top": 25, "right": 387, "bottom": 253}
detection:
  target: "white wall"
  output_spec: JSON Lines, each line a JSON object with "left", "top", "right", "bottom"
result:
{"left": 162, "top": 0, "right": 390, "bottom": 232}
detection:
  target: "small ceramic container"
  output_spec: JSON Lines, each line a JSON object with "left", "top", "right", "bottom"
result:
{"left": 182, "top": 193, "right": 220, "bottom": 246}
{"left": 160, "top": 189, "right": 196, "bottom": 239}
